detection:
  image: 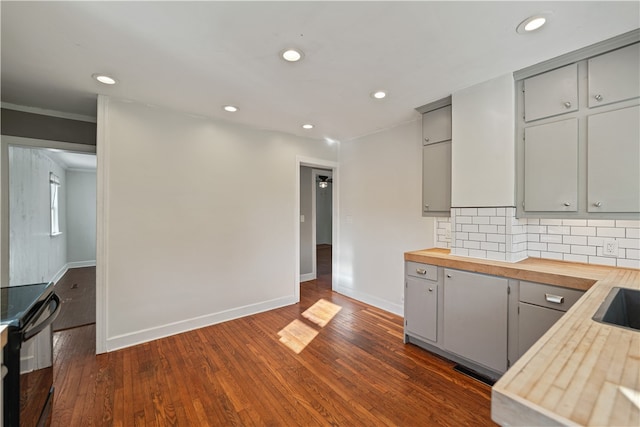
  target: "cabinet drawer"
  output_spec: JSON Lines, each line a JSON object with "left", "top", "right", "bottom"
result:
{"left": 519, "top": 281, "right": 584, "bottom": 312}
{"left": 406, "top": 262, "right": 438, "bottom": 281}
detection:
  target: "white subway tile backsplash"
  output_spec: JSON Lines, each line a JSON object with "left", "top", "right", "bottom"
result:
{"left": 540, "top": 219, "right": 563, "bottom": 226}
{"left": 571, "top": 245, "right": 596, "bottom": 256}
{"left": 541, "top": 234, "right": 563, "bottom": 244}
{"left": 469, "top": 233, "right": 486, "bottom": 241}
{"left": 459, "top": 208, "right": 478, "bottom": 216}
{"left": 548, "top": 243, "right": 571, "bottom": 253}
{"left": 477, "top": 207, "right": 497, "bottom": 216}
{"left": 587, "top": 219, "right": 615, "bottom": 227}
{"left": 473, "top": 216, "right": 491, "bottom": 225}
{"left": 563, "top": 219, "right": 588, "bottom": 226}
{"left": 547, "top": 226, "right": 570, "bottom": 235}
{"left": 563, "top": 235, "right": 587, "bottom": 245}
{"left": 541, "top": 251, "right": 564, "bottom": 260}
{"left": 564, "top": 254, "right": 588, "bottom": 263}
{"left": 627, "top": 228, "right": 640, "bottom": 239}
{"left": 481, "top": 241, "right": 499, "bottom": 251}
{"left": 479, "top": 224, "right": 498, "bottom": 234}
{"left": 588, "top": 256, "right": 617, "bottom": 267}
{"left": 571, "top": 227, "right": 597, "bottom": 236}
{"left": 619, "top": 238, "right": 640, "bottom": 249}
{"left": 616, "top": 220, "right": 640, "bottom": 228}
{"left": 626, "top": 249, "right": 640, "bottom": 260}
{"left": 456, "top": 216, "right": 473, "bottom": 224}
{"left": 449, "top": 207, "right": 639, "bottom": 268}
{"left": 596, "top": 227, "right": 626, "bottom": 238}
{"left": 618, "top": 258, "right": 640, "bottom": 269}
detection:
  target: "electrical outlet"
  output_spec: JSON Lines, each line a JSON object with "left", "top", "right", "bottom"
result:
{"left": 603, "top": 239, "right": 618, "bottom": 257}
{"left": 445, "top": 228, "right": 451, "bottom": 240}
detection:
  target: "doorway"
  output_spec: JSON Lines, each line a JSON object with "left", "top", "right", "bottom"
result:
{"left": 5, "top": 144, "right": 97, "bottom": 330}
{"left": 296, "top": 157, "right": 337, "bottom": 302}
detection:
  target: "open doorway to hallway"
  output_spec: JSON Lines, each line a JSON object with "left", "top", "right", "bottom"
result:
{"left": 7, "top": 145, "right": 97, "bottom": 331}
{"left": 299, "top": 166, "right": 333, "bottom": 284}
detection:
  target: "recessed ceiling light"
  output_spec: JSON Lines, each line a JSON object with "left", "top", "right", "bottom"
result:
{"left": 302, "top": 124, "right": 314, "bottom": 130}
{"left": 516, "top": 13, "right": 551, "bottom": 34}
{"left": 92, "top": 74, "right": 116, "bottom": 85}
{"left": 223, "top": 105, "right": 238, "bottom": 112}
{"left": 281, "top": 48, "right": 304, "bottom": 62}
{"left": 371, "top": 91, "right": 387, "bottom": 99}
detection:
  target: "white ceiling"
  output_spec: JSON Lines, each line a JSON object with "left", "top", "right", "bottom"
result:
{"left": 1, "top": 1, "right": 638, "bottom": 142}
{"left": 47, "top": 150, "right": 97, "bottom": 171}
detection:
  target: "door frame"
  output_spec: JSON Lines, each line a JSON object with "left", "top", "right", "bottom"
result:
{"left": 295, "top": 156, "right": 338, "bottom": 302}
{"left": 0, "top": 135, "right": 97, "bottom": 287}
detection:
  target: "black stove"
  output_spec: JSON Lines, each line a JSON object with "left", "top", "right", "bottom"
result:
{"left": 2, "top": 283, "right": 60, "bottom": 427}
{"left": 1, "top": 283, "right": 54, "bottom": 328}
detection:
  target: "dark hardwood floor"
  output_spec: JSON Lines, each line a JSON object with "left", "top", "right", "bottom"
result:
{"left": 51, "top": 246, "right": 494, "bottom": 426}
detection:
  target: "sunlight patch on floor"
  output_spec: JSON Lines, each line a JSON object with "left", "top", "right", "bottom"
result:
{"left": 278, "top": 319, "right": 319, "bottom": 354}
{"left": 278, "top": 299, "right": 343, "bottom": 353}
{"left": 302, "top": 299, "right": 342, "bottom": 327}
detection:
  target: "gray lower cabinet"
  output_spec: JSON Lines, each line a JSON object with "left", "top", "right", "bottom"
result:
{"left": 443, "top": 269, "right": 509, "bottom": 373}
{"left": 587, "top": 105, "right": 640, "bottom": 213}
{"left": 405, "top": 277, "right": 438, "bottom": 343}
{"left": 422, "top": 141, "right": 451, "bottom": 215}
{"left": 517, "top": 281, "right": 585, "bottom": 359}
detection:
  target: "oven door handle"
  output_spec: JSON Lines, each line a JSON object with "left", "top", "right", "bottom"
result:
{"left": 23, "top": 293, "right": 61, "bottom": 342}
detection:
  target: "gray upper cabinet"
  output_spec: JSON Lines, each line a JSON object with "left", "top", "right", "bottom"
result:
{"left": 422, "top": 141, "right": 451, "bottom": 215}
{"left": 587, "top": 105, "right": 640, "bottom": 213}
{"left": 422, "top": 105, "right": 452, "bottom": 145}
{"left": 524, "top": 63, "right": 578, "bottom": 122}
{"left": 443, "top": 269, "right": 508, "bottom": 374}
{"left": 588, "top": 44, "right": 640, "bottom": 108}
{"left": 524, "top": 119, "right": 578, "bottom": 212}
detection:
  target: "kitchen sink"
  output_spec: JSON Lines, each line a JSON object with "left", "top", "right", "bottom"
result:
{"left": 593, "top": 287, "right": 640, "bottom": 331}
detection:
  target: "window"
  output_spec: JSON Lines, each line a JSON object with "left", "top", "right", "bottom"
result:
{"left": 50, "top": 172, "right": 61, "bottom": 236}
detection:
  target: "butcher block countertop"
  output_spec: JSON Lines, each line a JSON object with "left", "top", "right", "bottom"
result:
{"left": 405, "top": 248, "right": 614, "bottom": 290}
{"left": 404, "top": 248, "right": 640, "bottom": 426}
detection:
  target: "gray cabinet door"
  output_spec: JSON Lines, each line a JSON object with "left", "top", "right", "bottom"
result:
{"left": 588, "top": 43, "right": 640, "bottom": 108}
{"left": 524, "top": 63, "right": 578, "bottom": 122}
{"left": 422, "top": 105, "right": 452, "bottom": 145}
{"left": 405, "top": 277, "right": 438, "bottom": 343}
{"left": 443, "top": 269, "right": 508, "bottom": 373}
{"left": 422, "top": 141, "right": 451, "bottom": 215}
{"left": 588, "top": 105, "right": 640, "bottom": 213}
{"left": 517, "top": 302, "right": 563, "bottom": 359}
{"left": 524, "top": 118, "right": 578, "bottom": 212}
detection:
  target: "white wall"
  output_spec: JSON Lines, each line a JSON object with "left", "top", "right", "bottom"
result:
{"left": 66, "top": 169, "right": 96, "bottom": 264}
{"left": 299, "top": 166, "right": 313, "bottom": 278}
{"left": 98, "top": 97, "right": 337, "bottom": 350}
{"left": 8, "top": 146, "right": 67, "bottom": 285}
{"left": 451, "top": 74, "right": 515, "bottom": 207}
{"left": 336, "top": 119, "right": 435, "bottom": 315}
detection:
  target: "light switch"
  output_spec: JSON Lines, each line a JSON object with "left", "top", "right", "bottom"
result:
{"left": 300, "top": 215, "right": 305, "bottom": 223}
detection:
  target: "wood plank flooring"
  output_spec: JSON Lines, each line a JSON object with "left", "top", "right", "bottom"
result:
{"left": 51, "top": 248, "right": 495, "bottom": 426}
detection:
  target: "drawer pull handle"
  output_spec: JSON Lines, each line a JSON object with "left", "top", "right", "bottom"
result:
{"left": 545, "top": 294, "right": 564, "bottom": 304}
{"left": 416, "top": 268, "right": 427, "bottom": 275}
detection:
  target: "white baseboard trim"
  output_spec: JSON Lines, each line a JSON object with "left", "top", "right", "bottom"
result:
{"left": 300, "top": 273, "right": 316, "bottom": 282}
{"left": 51, "top": 260, "right": 97, "bottom": 285}
{"left": 67, "top": 260, "right": 97, "bottom": 269}
{"left": 334, "top": 285, "right": 403, "bottom": 317}
{"left": 105, "top": 295, "right": 298, "bottom": 352}
{"left": 51, "top": 264, "right": 68, "bottom": 285}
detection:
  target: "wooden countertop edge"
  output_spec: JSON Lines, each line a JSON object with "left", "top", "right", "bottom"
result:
{"left": 404, "top": 249, "right": 618, "bottom": 290}
{"left": 0, "top": 325, "right": 7, "bottom": 348}
{"left": 491, "top": 387, "right": 578, "bottom": 427}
